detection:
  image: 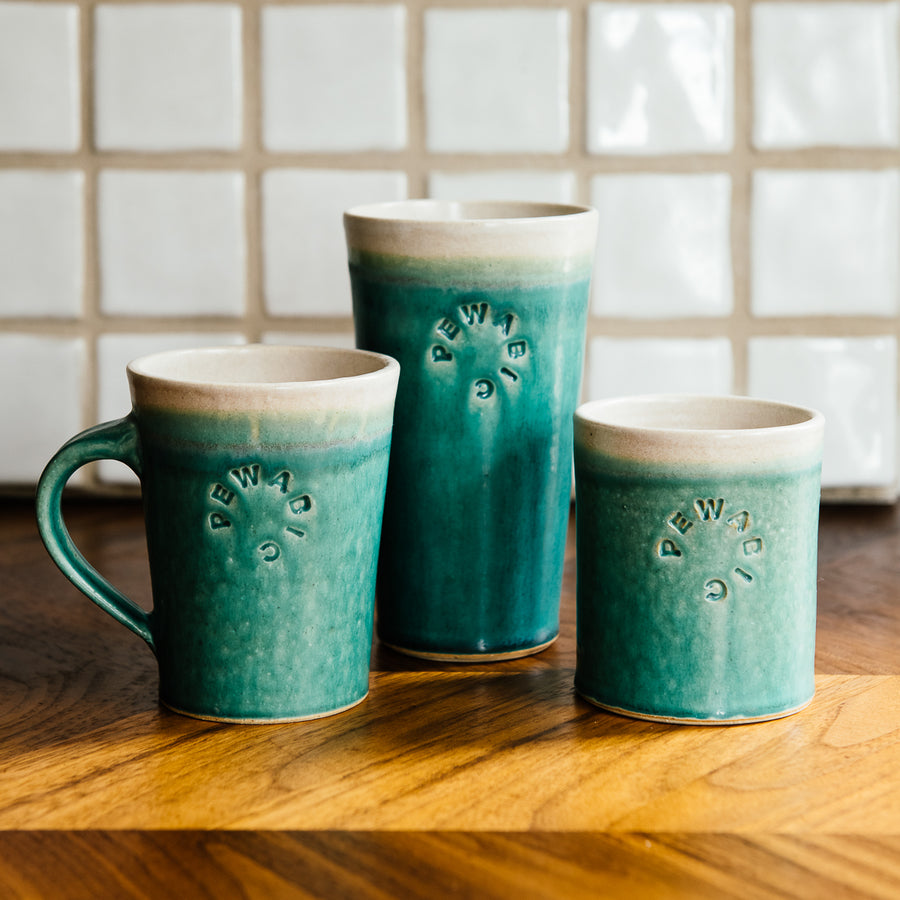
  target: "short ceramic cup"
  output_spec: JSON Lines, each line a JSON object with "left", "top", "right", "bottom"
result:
{"left": 574, "top": 394, "right": 825, "bottom": 724}
{"left": 36, "top": 345, "right": 400, "bottom": 723}
{"left": 345, "top": 200, "right": 599, "bottom": 661}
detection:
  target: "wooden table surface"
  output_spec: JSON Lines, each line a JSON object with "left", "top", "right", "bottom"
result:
{"left": 1, "top": 498, "right": 898, "bottom": 898}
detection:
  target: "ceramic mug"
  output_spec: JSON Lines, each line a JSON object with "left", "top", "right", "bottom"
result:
{"left": 573, "top": 394, "right": 825, "bottom": 724}
{"left": 345, "top": 200, "right": 598, "bottom": 660}
{"left": 36, "top": 345, "right": 400, "bottom": 723}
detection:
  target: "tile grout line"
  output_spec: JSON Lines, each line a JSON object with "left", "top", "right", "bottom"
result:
{"left": 0, "top": 0, "right": 897, "bottom": 497}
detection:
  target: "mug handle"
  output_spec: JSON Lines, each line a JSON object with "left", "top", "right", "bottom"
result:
{"left": 35, "top": 415, "right": 155, "bottom": 653}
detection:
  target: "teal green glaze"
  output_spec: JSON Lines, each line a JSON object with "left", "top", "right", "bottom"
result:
{"left": 37, "top": 406, "right": 393, "bottom": 722}
{"left": 351, "top": 262, "right": 590, "bottom": 657}
{"left": 573, "top": 451, "right": 822, "bottom": 722}
{"left": 36, "top": 417, "right": 151, "bottom": 646}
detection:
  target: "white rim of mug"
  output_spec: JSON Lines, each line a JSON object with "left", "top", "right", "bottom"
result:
{"left": 344, "top": 200, "right": 599, "bottom": 262}
{"left": 344, "top": 198, "right": 596, "bottom": 224}
{"left": 128, "top": 344, "right": 397, "bottom": 388}
{"left": 126, "top": 344, "right": 400, "bottom": 414}
{"left": 574, "top": 394, "right": 825, "bottom": 466}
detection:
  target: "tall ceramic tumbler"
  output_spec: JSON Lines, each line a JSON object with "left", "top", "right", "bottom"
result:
{"left": 36, "top": 345, "right": 399, "bottom": 722}
{"left": 573, "top": 395, "right": 825, "bottom": 724}
{"left": 345, "top": 201, "right": 599, "bottom": 660}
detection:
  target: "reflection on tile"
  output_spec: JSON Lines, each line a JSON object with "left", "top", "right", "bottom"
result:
{"left": 0, "top": 2, "right": 80, "bottom": 151}
{"left": 752, "top": 170, "right": 899, "bottom": 317}
{"left": 98, "top": 171, "right": 246, "bottom": 317}
{"left": 97, "top": 332, "right": 246, "bottom": 484}
{"left": 94, "top": 3, "right": 242, "bottom": 151}
{"left": 424, "top": 8, "right": 569, "bottom": 153}
{"left": 0, "top": 171, "right": 84, "bottom": 318}
{"left": 262, "top": 4, "right": 406, "bottom": 152}
{"left": 262, "top": 169, "right": 407, "bottom": 317}
{"left": 587, "top": 337, "right": 733, "bottom": 399}
{"left": 587, "top": 2, "right": 734, "bottom": 155}
{"left": 591, "top": 173, "right": 732, "bottom": 318}
{"left": 753, "top": 2, "right": 900, "bottom": 149}
{"left": 0, "top": 335, "right": 85, "bottom": 483}
{"left": 428, "top": 171, "right": 576, "bottom": 204}
{"left": 261, "top": 332, "right": 355, "bottom": 349}
{"left": 748, "top": 336, "right": 897, "bottom": 489}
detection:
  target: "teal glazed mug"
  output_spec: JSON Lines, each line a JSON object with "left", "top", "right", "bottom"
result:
{"left": 36, "top": 345, "right": 400, "bottom": 723}
{"left": 345, "top": 200, "right": 598, "bottom": 660}
{"left": 574, "top": 394, "right": 825, "bottom": 724}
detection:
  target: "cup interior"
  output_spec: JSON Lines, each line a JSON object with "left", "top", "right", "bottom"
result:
{"left": 128, "top": 344, "right": 391, "bottom": 386}
{"left": 577, "top": 394, "right": 819, "bottom": 432}
{"left": 345, "top": 199, "right": 591, "bottom": 223}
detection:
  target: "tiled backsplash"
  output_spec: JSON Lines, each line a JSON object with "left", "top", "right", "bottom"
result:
{"left": 1, "top": 0, "right": 898, "bottom": 501}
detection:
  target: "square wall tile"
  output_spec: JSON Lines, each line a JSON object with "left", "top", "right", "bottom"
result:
{"left": 98, "top": 171, "right": 246, "bottom": 317}
{"left": 262, "top": 4, "right": 406, "bottom": 152}
{"left": 97, "top": 332, "right": 245, "bottom": 484}
{"left": 262, "top": 169, "right": 407, "bottom": 317}
{"left": 752, "top": 170, "right": 899, "bottom": 317}
{"left": 94, "top": 3, "right": 242, "bottom": 151}
{"left": 748, "top": 337, "right": 897, "bottom": 490}
{"left": 591, "top": 173, "right": 733, "bottom": 318}
{"left": 424, "top": 8, "right": 569, "bottom": 154}
{"left": 587, "top": 337, "right": 733, "bottom": 399}
{"left": 0, "top": 335, "right": 85, "bottom": 484}
{"left": 0, "top": 171, "right": 83, "bottom": 318}
{"left": 261, "top": 332, "right": 355, "bottom": 349}
{"left": 753, "top": 2, "right": 900, "bottom": 149}
{"left": 0, "top": 3, "right": 80, "bottom": 151}
{"left": 587, "top": 3, "right": 734, "bottom": 155}
{"left": 428, "top": 171, "right": 576, "bottom": 204}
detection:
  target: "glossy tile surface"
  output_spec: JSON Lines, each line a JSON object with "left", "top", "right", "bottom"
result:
{"left": 98, "top": 171, "right": 246, "bottom": 317}
{"left": 262, "top": 4, "right": 406, "bottom": 152}
{"left": 261, "top": 332, "right": 355, "bottom": 349}
{"left": 587, "top": 337, "right": 733, "bottom": 399}
{"left": 262, "top": 169, "right": 407, "bottom": 317}
{"left": 424, "top": 8, "right": 569, "bottom": 153}
{"left": 0, "top": 2, "right": 80, "bottom": 151}
{"left": 753, "top": 2, "right": 900, "bottom": 149}
{"left": 94, "top": 3, "right": 242, "bottom": 151}
{"left": 591, "top": 173, "right": 732, "bottom": 317}
{"left": 748, "top": 337, "right": 897, "bottom": 489}
{"left": 752, "top": 170, "right": 899, "bottom": 317}
{"left": 428, "top": 171, "right": 576, "bottom": 204}
{"left": 0, "top": 335, "right": 85, "bottom": 483}
{"left": 587, "top": 3, "right": 734, "bottom": 155}
{"left": 0, "top": 171, "right": 84, "bottom": 318}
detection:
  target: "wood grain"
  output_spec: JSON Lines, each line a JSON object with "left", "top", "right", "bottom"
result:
{"left": 1, "top": 498, "right": 899, "bottom": 894}
{"left": 0, "top": 833, "right": 899, "bottom": 900}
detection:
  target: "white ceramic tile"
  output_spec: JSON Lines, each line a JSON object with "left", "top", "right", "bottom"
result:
{"left": 753, "top": 2, "right": 900, "bottom": 149}
{"left": 98, "top": 170, "right": 246, "bottom": 317}
{"left": 261, "top": 332, "right": 355, "bottom": 349}
{"left": 0, "top": 171, "right": 83, "bottom": 318}
{"left": 262, "top": 169, "right": 407, "bottom": 317}
{"left": 424, "top": 8, "right": 569, "bottom": 154}
{"left": 752, "top": 170, "right": 899, "bottom": 317}
{"left": 748, "top": 337, "right": 897, "bottom": 489}
{"left": 96, "top": 332, "right": 245, "bottom": 484}
{"left": 0, "top": 335, "right": 85, "bottom": 484}
{"left": 591, "top": 173, "right": 733, "bottom": 318}
{"left": 262, "top": 4, "right": 406, "bottom": 152}
{"left": 94, "top": 3, "right": 242, "bottom": 151}
{"left": 587, "top": 337, "right": 733, "bottom": 400}
{"left": 0, "top": 3, "right": 80, "bottom": 151}
{"left": 587, "top": 3, "right": 734, "bottom": 155}
{"left": 428, "top": 171, "right": 577, "bottom": 204}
